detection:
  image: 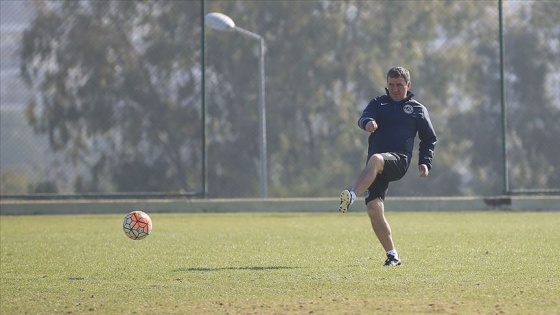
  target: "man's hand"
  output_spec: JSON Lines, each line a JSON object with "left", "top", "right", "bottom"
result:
{"left": 418, "top": 164, "right": 429, "bottom": 177}
{"left": 365, "top": 120, "right": 378, "bottom": 133}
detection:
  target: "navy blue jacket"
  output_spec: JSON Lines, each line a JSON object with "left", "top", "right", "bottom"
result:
{"left": 358, "top": 90, "right": 437, "bottom": 170}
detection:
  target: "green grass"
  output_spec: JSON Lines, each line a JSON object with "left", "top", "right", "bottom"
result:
{"left": 1, "top": 211, "right": 559, "bottom": 314}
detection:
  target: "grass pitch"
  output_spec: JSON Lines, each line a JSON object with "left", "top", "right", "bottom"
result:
{"left": 1, "top": 211, "right": 559, "bottom": 314}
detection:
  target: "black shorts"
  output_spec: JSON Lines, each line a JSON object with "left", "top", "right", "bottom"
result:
{"left": 364, "top": 153, "right": 409, "bottom": 204}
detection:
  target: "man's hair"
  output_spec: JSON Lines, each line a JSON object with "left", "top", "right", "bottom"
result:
{"left": 387, "top": 67, "right": 410, "bottom": 83}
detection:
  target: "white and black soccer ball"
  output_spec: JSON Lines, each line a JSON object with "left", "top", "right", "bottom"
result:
{"left": 123, "top": 211, "right": 153, "bottom": 240}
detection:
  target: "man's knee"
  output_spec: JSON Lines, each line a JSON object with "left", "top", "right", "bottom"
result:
{"left": 367, "top": 198, "right": 384, "bottom": 217}
{"left": 367, "top": 154, "right": 385, "bottom": 172}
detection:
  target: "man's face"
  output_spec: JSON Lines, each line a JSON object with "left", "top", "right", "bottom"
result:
{"left": 387, "top": 77, "right": 411, "bottom": 102}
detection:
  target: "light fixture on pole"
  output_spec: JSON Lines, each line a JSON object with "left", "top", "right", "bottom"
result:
{"left": 205, "top": 12, "right": 268, "bottom": 198}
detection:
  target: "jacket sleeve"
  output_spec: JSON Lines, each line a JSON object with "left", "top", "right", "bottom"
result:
{"left": 357, "top": 98, "right": 377, "bottom": 130}
{"left": 417, "top": 106, "right": 437, "bottom": 169}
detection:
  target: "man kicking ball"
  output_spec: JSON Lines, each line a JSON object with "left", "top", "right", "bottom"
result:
{"left": 339, "top": 66, "right": 437, "bottom": 266}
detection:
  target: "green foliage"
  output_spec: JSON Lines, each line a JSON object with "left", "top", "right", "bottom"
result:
{"left": 1, "top": 212, "right": 559, "bottom": 314}
{"left": 0, "top": 111, "right": 52, "bottom": 194}
{"left": 0, "top": 168, "right": 30, "bottom": 194}
{"left": 18, "top": 0, "right": 560, "bottom": 196}
{"left": 21, "top": 1, "right": 204, "bottom": 193}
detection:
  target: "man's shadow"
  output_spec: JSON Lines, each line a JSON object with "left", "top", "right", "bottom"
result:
{"left": 173, "top": 266, "right": 301, "bottom": 272}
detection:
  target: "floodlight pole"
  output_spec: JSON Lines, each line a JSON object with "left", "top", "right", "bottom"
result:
{"left": 205, "top": 13, "right": 268, "bottom": 198}
{"left": 200, "top": 0, "right": 208, "bottom": 197}
{"left": 499, "top": 0, "right": 509, "bottom": 194}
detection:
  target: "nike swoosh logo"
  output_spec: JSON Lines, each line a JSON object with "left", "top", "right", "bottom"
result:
{"left": 380, "top": 102, "right": 389, "bottom": 106}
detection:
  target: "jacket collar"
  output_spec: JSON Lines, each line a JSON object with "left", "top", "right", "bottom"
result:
{"left": 385, "top": 89, "right": 414, "bottom": 103}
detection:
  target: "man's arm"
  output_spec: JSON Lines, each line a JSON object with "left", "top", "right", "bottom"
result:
{"left": 418, "top": 164, "right": 429, "bottom": 177}
{"left": 417, "top": 106, "right": 437, "bottom": 173}
{"left": 357, "top": 98, "right": 378, "bottom": 131}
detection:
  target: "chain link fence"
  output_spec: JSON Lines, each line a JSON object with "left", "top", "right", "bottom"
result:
{"left": 1, "top": 0, "right": 559, "bottom": 199}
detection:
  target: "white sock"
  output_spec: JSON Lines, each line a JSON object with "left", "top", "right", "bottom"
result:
{"left": 349, "top": 191, "right": 356, "bottom": 204}
{"left": 387, "top": 250, "right": 398, "bottom": 258}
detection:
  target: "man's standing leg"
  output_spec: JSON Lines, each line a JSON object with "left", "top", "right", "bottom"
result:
{"left": 367, "top": 198, "right": 401, "bottom": 266}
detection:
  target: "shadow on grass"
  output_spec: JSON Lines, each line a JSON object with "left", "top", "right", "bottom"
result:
{"left": 173, "top": 266, "right": 302, "bottom": 272}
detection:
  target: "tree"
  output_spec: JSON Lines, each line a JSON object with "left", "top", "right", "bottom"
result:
{"left": 20, "top": 0, "right": 558, "bottom": 197}
{"left": 21, "top": 1, "right": 204, "bottom": 193}
{"left": 501, "top": 1, "right": 560, "bottom": 191}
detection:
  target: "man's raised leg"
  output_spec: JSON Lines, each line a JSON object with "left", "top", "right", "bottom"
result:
{"left": 339, "top": 154, "right": 385, "bottom": 213}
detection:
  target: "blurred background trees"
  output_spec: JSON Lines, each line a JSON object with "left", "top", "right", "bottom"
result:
{"left": 2, "top": 0, "right": 558, "bottom": 197}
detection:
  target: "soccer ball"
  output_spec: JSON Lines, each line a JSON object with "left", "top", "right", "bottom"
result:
{"left": 123, "top": 211, "right": 153, "bottom": 240}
